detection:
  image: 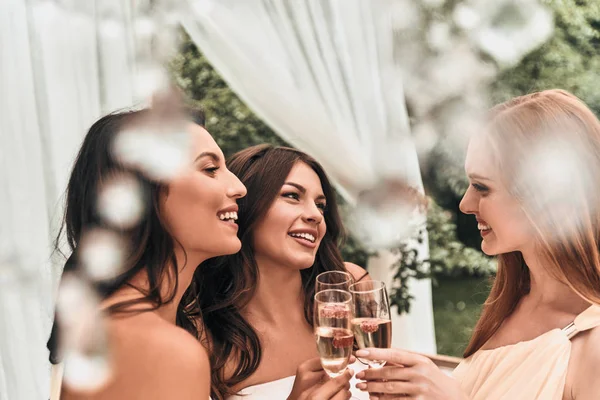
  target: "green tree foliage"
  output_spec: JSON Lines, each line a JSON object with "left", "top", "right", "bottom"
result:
{"left": 390, "top": 199, "right": 495, "bottom": 313}
{"left": 427, "top": 200, "right": 496, "bottom": 278}
{"left": 492, "top": 0, "right": 600, "bottom": 113}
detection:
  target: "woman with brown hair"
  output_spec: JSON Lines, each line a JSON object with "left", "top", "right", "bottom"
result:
{"left": 188, "top": 144, "right": 369, "bottom": 400}
{"left": 353, "top": 90, "right": 600, "bottom": 399}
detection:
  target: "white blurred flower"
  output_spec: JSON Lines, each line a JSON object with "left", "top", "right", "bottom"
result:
{"left": 63, "top": 351, "right": 112, "bottom": 392}
{"left": 133, "top": 65, "right": 170, "bottom": 102}
{"left": 79, "top": 229, "right": 125, "bottom": 281}
{"left": 517, "top": 138, "right": 591, "bottom": 212}
{"left": 438, "top": 97, "right": 488, "bottom": 152}
{"left": 56, "top": 274, "right": 97, "bottom": 335}
{"left": 511, "top": 134, "right": 600, "bottom": 246}
{"left": 57, "top": 274, "right": 111, "bottom": 391}
{"left": 468, "top": 0, "right": 554, "bottom": 67}
{"left": 427, "top": 21, "right": 452, "bottom": 51}
{"left": 112, "top": 125, "right": 191, "bottom": 181}
{"left": 404, "top": 43, "right": 491, "bottom": 116}
{"left": 453, "top": 4, "right": 481, "bottom": 31}
{"left": 97, "top": 174, "right": 146, "bottom": 229}
{"left": 413, "top": 120, "right": 439, "bottom": 157}
{"left": 348, "top": 180, "right": 427, "bottom": 249}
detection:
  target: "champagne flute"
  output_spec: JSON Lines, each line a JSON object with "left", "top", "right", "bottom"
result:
{"left": 315, "top": 270, "right": 354, "bottom": 292}
{"left": 349, "top": 280, "right": 392, "bottom": 368}
{"left": 314, "top": 289, "right": 354, "bottom": 377}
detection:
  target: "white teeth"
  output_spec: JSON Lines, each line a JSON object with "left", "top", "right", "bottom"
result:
{"left": 218, "top": 211, "right": 238, "bottom": 221}
{"left": 289, "top": 232, "right": 316, "bottom": 243}
{"left": 478, "top": 223, "right": 491, "bottom": 231}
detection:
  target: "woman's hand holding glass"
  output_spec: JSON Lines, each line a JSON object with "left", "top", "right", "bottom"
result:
{"left": 287, "top": 357, "right": 354, "bottom": 400}
{"left": 354, "top": 348, "right": 468, "bottom": 400}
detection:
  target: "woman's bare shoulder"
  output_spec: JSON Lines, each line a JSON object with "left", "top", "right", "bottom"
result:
{"left": 571, "top": 326, "right": 600, "bottom": 399}
{"left": 344, "top": 261, "right": 370, "bottom": 282}
{"left": 107, "top": 314, "right": 211, "bottom": 398}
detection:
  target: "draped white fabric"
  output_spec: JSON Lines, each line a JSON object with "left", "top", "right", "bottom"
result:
{"left": 0, "top": 1, "right": 139, "bottom": 398}
{"left": 1, "top": 0, "right": 437, "bottom": 398}
{"left": 182, "top": 0, "right": 436, "bottom": 353}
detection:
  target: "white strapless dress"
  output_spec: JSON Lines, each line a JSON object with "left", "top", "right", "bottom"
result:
{"left": 225, "top": 361, "right": 369, "bottom": 400}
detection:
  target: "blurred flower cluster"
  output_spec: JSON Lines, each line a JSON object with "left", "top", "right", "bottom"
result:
{"left": 40, "top": 0, "right": 195, "bottom": 391}
{"left": 349, "top": 0, "right": 553, "bottom": 250}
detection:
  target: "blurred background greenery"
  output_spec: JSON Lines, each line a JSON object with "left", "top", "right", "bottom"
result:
{"left": 170, "top": 0, "right": 600, "bottom": 357}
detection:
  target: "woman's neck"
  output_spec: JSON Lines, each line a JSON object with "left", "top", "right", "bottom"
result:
{"left": 521, "top": 249, "right": 590, "bottom": 314}
{"left": 244, "top": 257, "right": 306, "bottom": 325}
{"left": 105, "top": 247, "right": 207, "bottom": 325}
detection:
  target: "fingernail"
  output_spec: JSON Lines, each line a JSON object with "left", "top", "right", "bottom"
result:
{"left": 347, "top": 368, "right": 355, "bottom": 376}
{"left": 356, "top": 382, "right": 367, "bottom": 390}
{"left": 356, "top": 371, "right": 365, "bottom": 379}
{"left": 355, "top": 350, "right": 370, "bottom": 357}
{"left": 371, "top": 396, "right": 379, "bottom": 400}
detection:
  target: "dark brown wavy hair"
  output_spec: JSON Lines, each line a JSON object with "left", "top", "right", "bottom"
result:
{"left": 47, "top": 107, "right": 206, "bottom": 363}
{"left": 185, "top": 144, "right": 347, "bottom": 399}
{"left": 464, "top": 90, "right": 600, "bottom": 357}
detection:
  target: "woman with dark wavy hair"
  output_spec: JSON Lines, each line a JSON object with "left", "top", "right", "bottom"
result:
{"left": 48, "top": 108, "right": 246, "bottom": 400}
{"left": 189, "top": 144, "right": 369, "bottom": 400}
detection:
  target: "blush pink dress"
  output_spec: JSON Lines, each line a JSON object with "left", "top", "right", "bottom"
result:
{"left": 453, "top": 305, "right": 600, "bottom": 400}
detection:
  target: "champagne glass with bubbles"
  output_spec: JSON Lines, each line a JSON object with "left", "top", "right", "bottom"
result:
{"left": 314, "top": 289, "right": 355, "bottom": 377}
{"left": 316, "top": 270, "right": 354, "bottom": 292}
{"left": 349, "top": 280, "right": 392, "bottom": 368}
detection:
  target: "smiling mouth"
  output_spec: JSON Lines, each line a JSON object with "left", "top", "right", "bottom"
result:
{"left": 477, "top": 222, "right": 491, "bottom": 231}
{"left": 288, "top": 232, "right": 316, "bottom": 244}
{"left": 218, "top": 211, "right": 238, "bottom": 223}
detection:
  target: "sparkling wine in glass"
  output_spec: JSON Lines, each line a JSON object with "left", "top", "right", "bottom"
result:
{"left": 314, "top": 289, "right": 354, "bottom": 377}
{"left": 315, "top": 270, "right": 354, "bottom": 292}
{"left": 349, "top": 280, "right": 392, "bottom": 368}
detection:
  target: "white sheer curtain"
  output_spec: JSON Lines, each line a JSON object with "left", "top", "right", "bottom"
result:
{"left": 182, "top": 0, "right": 436, "bottom": 353}
{"left": 0, "top": 1, "right": 139, "bottom": 398}
{"left": 1, "top": 0, "right": 437, "bottom": 397}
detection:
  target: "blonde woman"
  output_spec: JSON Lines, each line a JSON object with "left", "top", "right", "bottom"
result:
{"left": 355, "top": 90, "right": 600, "bottom": 400}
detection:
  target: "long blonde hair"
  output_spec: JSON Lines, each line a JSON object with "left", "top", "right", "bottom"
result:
{"left": 464, "top": 89, "right": 600, "bottom": 357}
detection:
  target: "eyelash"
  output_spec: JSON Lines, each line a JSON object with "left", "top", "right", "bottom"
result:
{"left": 283, "top": 192, "right": 300, "bottom": 200}
{"left": 282, "top": 192, "right": 327, "bottom": 211}
{"left": 472, "top": 183, "right": 489, "bottom": 193}
{"left": 204, "top": 166, "right": 219, "bottom": 176}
